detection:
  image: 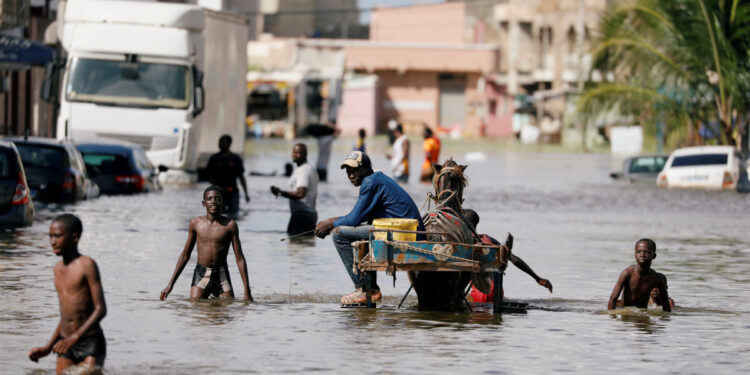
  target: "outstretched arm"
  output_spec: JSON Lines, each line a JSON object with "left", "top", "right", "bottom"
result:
{"left": 271, "top": 186, "right": 307, "bottom": 201}
{"left": 28, "top": 320, "right": 61, "bottom": 362}
{"left": 230, "top": 221, "right": 253, "bottom": 302}
{"left": 160, "top": 220, "right": 197, "bottom": 300}
{"left": 53, "top": 259, "right": 107, "bottom": 355}
{"left": 608, "top": 269, "right": 629, "bottom": 310}
{"left": 239, "top": 174, "right": 250, "bottom": 202}
{"left": 510, "top": 254, "right": 552, "bottom": 293}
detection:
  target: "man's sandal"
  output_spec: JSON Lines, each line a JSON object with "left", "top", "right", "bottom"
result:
{"left": 340, "top": 289, "right": 382, "bottom": 306}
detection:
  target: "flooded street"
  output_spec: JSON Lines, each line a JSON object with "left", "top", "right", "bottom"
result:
{"left": 2, "top": 139, "right": 750, "bottom": 374}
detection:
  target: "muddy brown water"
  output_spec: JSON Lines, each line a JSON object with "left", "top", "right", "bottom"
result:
{"left": 2, "top": 140, "right": 749, "bottom": 374}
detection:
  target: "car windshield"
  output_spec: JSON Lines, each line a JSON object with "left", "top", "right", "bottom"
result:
{"left": 66, "top": 58, "right": 190, "bottom": 109}
{"left": 15, "top": 145, "right": 65, "bottom": 169}
{"left": 629, "top": 156, "right": 666, "bottom": 173}
{"left": 0, "top": 150, "right": 12, "bottom": 178}
{"left": 82, "top": 152, "right": 131, "bottom": 173}
{"left": 671, "top": 153, "right": 728, "bottom": 167}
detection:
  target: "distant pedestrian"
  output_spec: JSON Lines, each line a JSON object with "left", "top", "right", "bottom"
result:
{"left": 420, "top": 126, "right": 441, "bottom": 182}
{"left": 314, "top": 122, "right": 339, "bottom": 182}
{"left": 270, "top": 143, "right": 318, "bottom": 236}
{"left": 28, "top": 214, "right": 107, "bottom": 374}
{"left": 160, "top": 186, "right": 253, "bottom": 302}
{"left": 353, "top": 128, "right": 366, "bottom": 153}
{"left": 206, "top": 135, "right": 250, "bottom": 214}
{"left": 387, "top": 119, "right": 398, "bottom": 145}
{"left": 386, "top": 124, "right": 409, "bottom": 183}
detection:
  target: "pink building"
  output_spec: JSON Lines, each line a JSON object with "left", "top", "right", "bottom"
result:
{"left": 333, "top": 2, "right": 513, "bottom": 137}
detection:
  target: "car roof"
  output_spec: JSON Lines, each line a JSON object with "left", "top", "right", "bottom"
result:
{"left": 670, "top": 146, "right": 735, "bottom": 156}
{"left": 76, "top": 142, "right": 139, "bottom": 155}
{"left": 2, "top": 136, "right": 70, "bottom": 148}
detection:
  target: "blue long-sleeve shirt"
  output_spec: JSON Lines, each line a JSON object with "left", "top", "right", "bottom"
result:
{"left": 333, "top": 171, "right": 424, "bottom": 230}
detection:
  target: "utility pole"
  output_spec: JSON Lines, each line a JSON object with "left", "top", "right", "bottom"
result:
{"left": 577, "top": 0, "right": 587, "bottom": 151}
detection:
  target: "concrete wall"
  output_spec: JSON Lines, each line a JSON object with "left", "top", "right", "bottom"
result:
{"left": 484, "top": 80, "right": 514, "bottom": 136}
{"left": 337, "top": 79, "right": 378, "bottom": 137}
{"left": 370, "top": 2, "right": 464, "bottom": 43}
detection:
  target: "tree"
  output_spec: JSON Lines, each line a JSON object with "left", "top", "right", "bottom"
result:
{"left": 578, "top": 0, "right": 750, "bottom": 147}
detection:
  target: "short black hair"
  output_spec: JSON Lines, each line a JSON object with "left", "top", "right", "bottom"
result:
{"left": 358, "top": 128, "right": 366, "bottom": 138}
{"left": 424, "top": 127, "right": 433, "bottom": 137}
{"left": 395, "top": 124, "right": 403, "bottom": 133}
{"left": 53, "top": 214, "right": 83, "bottom": 236}
{"left": 219, "top": 134, "right": 232, "bottom": 143}
{"left": 463, "top": 209, "right": 479, "bottom": 229}
{"left": 636, "top": 238, "right": 656, "bottom": 252}
{"left": 203, "top": 185, "right": 224, "bottom": 200}
{"left": 294, "top": 143, "right": 307, "bottom": 156}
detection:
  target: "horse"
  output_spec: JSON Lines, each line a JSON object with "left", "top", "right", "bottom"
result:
{"left": 408, "top": 159, "right": 491, "bottom": 311}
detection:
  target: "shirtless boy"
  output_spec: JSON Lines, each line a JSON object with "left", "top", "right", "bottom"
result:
{"left": 28, "top": 214, "right": 107, "bottom": 374}
{"left": 161, "top": 186, "right": 253, "bottom": 301}
{"left": 608, "top": 238, "right": 671, "bottom": 312}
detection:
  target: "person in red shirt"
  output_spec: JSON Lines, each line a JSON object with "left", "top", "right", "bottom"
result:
{"left": 420, "top": 127, "right": 441, "bottom": 182}
{"left": 464, "top": 209, "right": 553, "bottom": 302}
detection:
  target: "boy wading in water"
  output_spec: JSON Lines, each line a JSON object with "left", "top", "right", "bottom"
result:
{"left": 608, "top": 239, "right": 671, "bottom": 312}
{"left": 28, "top": 214, "right": 107, "bottom": 374}
{"left": 161, "top": 186, "right": 253, "bottom": 302}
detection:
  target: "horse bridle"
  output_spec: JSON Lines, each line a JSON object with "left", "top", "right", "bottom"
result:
{"left": 431, "top": 166, "right": 463, "bottom": 208}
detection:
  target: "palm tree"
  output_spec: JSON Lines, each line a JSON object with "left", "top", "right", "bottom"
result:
{"left": 578, "top": 0, "right": 750, "bottom": 147}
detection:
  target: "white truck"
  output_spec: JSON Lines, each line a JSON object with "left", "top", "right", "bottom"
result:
{"left": 55, "top": 0, "right": 248, "bottom": 178}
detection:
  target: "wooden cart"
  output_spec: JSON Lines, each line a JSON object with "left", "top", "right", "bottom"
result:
{"left": 352, "top": 228, "right": 516, "bottom": 313}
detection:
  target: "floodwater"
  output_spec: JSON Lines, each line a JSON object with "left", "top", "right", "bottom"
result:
{"left": 2, "top": 139, "right": 749, "bottom": 374}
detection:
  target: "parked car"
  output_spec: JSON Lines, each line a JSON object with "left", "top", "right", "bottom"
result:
{"left": 5, "top": 136, "right": 100, "bottom": 203}
{"left": 657, "top": 146, "right": 741, "bottom": 189}
{"left": 0, "top": 140, "right": 34, "bottom": 226}
{"left": 76, "top": 140, "right": 165, "bottom": 195}
{"left": 610, "top": 155, "right": 668, "bottom": 183}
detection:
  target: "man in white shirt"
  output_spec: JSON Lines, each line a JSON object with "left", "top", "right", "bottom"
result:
{"left": 271, "top": 143, "right": 318, "bottom": 235}
{"left": 386, "top": 124, "right": 410, "bottom": 183}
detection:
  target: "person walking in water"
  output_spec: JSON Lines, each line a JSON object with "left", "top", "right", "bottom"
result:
{"left": 420, "top": 126, "right": 441, "bottom": 182}
{"left": 28, "top": 214, "right": 107, "bottom": 374}
{"left": 607, "top": 239, "right": 670, "bottom": 311}
{"left": 314, "top": 151, "right": 423, "bottom": 305}
{"left": 206, "top": 135, "right": 250, "bottom": 214}
{"left": 386, "top": 124, "right": 409, "bottom": 183}
{"left": 353, "top": 128, "right": 366, "bottom": 153}
{"left": 160, "top": 186, "right": 253, "bottom": 302}
{"left": 271, "top": 143, "right": 318, "bottom": 236}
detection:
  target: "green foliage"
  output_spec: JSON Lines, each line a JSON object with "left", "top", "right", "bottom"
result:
{"left": 578, "top": 0, "right": 750, "bottom": 147}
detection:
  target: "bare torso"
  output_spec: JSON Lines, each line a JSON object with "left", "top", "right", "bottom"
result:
{"left": 54, "top": 256, "right": 99, "bottom": 338}
{"left": 621, "top": 266, "right": 664, "bottom": 308}
{"left": 193, "top": 215, "right": 235, "bottom": 267}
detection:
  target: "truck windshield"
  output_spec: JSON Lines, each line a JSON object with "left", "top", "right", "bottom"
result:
{"left": 66, "top": 58, "right": 190, "bottom": 109}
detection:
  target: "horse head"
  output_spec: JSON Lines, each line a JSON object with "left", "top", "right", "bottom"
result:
{"left": 431, "top": 159, "right": 468, "bottom": 211}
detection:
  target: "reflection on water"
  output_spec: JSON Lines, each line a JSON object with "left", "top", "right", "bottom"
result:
{"left": 3, "top": 143, "right": 750, "bottom": 374}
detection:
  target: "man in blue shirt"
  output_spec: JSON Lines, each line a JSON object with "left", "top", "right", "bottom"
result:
{"left": 315, "top": 151, "right": 424, "bottom": 305}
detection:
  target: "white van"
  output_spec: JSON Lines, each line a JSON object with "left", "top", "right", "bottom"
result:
{"left": 657, "top": 146, "right": 741, "bottom": 189}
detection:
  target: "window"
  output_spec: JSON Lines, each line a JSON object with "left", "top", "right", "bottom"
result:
{"left": 0, "top": 150, "right": 12, "bottom": 178}
{"left": 671, "top": 154, "right": 728, "bottom": 167}
{"left": 629, "top": 157, "right": 666, "bottom": 173}
{"left": 16, "top": 145, "right": 66, "bottom": 169}
{"left": 82, "top": 153, "right": 131, "bottom": 173}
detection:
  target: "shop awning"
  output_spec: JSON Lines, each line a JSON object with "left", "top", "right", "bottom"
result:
{"left": 0, "top": 34, "right": 54, "bottom": 70}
